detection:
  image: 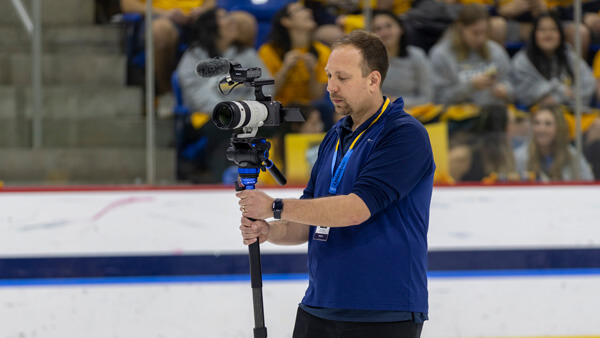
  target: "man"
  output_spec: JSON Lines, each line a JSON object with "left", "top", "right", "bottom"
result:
{"left": 238, "top": 30, "right": 435, "bottom": 338}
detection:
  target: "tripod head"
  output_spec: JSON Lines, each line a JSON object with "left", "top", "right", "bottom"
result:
{"left": 227, "top": 136, "right": 286, "bottom": 189}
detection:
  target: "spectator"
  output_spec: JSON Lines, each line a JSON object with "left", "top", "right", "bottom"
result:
{"left": 175, "top": 8, "right": 270, "bottom": 183}
{"left": 230, "top": 10, "right": 258, "bottom": 49}
{"left": 176, "top": 8, "right": 270, "bottom": 114}
{"left": 544, "top": 0, "right": 600, "bottom": 59}
{"left": 458, "top": 104, "right": 517, "bottom": 181}
{"left": 513, "top": 13, "right": 600, "bottom": 179}
{"left": 514, "top": 105, "right": 594, "bottom": 181}
{"left": 120, "top": 0, "right": 216, "bottom": 116}
{"left": 511, "top": 12, "right": 595, "bottom": 111}
{"left": 455, "top": 0, "right": 510, "bottom": 46}
{"left": 430, "top": 4, "right": 513, "bottom": 109}
{"left": 371, "top": 10, "right": 434, "bottom": 108}
{"left": 258, "top": 2, "right": 330, "bottom": 106}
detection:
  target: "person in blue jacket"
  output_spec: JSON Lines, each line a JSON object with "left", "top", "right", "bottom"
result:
{"left": 237, "top": 29, "right": 435, "bottom": 338}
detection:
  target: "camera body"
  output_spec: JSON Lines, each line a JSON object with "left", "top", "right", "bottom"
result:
{"left": 211, "top": 61, "right": 304, "bottom": 138}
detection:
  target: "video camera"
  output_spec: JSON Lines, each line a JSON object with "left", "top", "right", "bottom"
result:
{"left": 196, "top": 57, "right": 305, "bottom": 185}
{"left": 197, "top": 57, "right": 305, "bottom": 138}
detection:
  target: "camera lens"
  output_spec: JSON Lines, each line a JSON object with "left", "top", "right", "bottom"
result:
{"left": 212, "top": 102, "right": 240, "bottom": 129}
{"left": 212, "top": 101, "right": 269, "bottom": 131}
{"left": 215, "top": 105, "right": 233, "bottom": 127}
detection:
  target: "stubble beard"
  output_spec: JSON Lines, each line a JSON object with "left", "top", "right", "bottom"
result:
{"left": 333, "top": 101, "right": 353, "bottom": 117}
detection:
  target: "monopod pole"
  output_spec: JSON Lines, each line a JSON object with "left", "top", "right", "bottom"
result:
{"left": 248, "top": 241, "right": 267, "bottom": 338}
{"left": 236, "top": 177, "right": 267, "bottom": 338}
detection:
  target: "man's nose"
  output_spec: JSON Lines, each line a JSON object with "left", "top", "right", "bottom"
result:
{"left": 327, "top": 80, "right": 337, "bottom": 93}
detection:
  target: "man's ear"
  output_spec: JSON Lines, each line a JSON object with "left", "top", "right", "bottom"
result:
{"left": 369, "top": 71, "right": 382, "bottom": 92}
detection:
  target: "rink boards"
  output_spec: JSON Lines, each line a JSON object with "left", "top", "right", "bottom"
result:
{"left": 0, "top": 184, "right": 599, "bottom": 337}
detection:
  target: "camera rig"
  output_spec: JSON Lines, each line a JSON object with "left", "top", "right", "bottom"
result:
{"left": 210, "top": 59, "right": 305, "bottom": 338}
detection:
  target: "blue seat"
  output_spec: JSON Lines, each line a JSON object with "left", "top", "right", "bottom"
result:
{"left": 171, "top": 71, "right": 190, "bottom": 117}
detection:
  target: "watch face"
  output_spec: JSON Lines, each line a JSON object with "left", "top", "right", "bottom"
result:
{"left": 273, "top": 199, "right": 283, "bottom": 212}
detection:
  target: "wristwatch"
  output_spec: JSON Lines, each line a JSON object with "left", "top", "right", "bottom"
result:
{"left": 272, "top": 198, "right": 283, "bottom": 219}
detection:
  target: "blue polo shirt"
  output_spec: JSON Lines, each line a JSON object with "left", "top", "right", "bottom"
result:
{"left": 300, "top": 97, "right": 435, "bottom": 320}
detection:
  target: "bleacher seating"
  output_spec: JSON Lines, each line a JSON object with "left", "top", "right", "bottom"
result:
{"left": 0, "top": 0, "right": 175, "bottom": 184}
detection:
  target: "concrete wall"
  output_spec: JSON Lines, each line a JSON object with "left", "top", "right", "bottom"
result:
{"left": 0, "top": 184, "right": 599, "bottom": 337}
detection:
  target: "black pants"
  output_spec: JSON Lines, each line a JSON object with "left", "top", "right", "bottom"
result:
{"left": 292, "top": 307, "right": 424, "bottom": 338}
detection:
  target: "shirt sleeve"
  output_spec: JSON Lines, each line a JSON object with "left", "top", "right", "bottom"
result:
{"left": 352, "top": 120, "right": 435, "bottom": 216}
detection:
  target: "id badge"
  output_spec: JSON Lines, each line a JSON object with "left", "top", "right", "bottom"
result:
{"left": 313, "top": 226, "right": 330, "bottom": 241}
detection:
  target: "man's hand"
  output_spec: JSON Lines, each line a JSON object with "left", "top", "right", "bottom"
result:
{"left": 240, "top": 217, "right": 270, "bottom": 245}
{"left": 236, "top": 189, "right": 274, "bottom": 220}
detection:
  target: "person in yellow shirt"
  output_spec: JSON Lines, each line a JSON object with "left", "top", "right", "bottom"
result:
{"left": 120, "top": 0, "right": 215, "bottom": 116}
{"left": 258, "top": 2, "right": 330, "bottom": 107}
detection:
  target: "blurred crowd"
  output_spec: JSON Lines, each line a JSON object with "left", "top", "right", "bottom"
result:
{"left": 117, "top": 0, "right": 600, "bottom": 184}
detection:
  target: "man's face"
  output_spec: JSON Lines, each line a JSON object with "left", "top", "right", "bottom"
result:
{"left": 325, "top": 45, "right": 371, "bottom": 117}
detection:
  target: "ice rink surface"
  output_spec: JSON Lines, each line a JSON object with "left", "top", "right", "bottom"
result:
{"left": 1, "top": 184, "right": 599, "bottom": 337}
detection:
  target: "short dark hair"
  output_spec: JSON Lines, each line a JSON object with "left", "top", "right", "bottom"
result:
{"left": 332, "top": 30, "right": 389, "bottom": 86}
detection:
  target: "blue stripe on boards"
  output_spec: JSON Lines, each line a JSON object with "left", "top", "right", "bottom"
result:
{"left": 427, "top": 248, "right": 600, "bottom": 270}
{"left": 1, "top": 248, "right": 599, "bottom": 282}
{"left": 3, "top": 269, "right": 600, "bottom": 287}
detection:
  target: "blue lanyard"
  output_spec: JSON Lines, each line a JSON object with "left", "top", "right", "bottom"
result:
{"left": 329, "top": 98, "right": 390, "bottom": 195}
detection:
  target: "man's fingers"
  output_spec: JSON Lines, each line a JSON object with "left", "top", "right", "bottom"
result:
{"left": 240, "top": 222, "right": 262, "bottom": 236}
{"left": 241, "top": 216, "right": 253, "bottom": 226}
{"left": 240, "top": 217, "right": 267, "bottom": 246}
{"left": 243, "top": 238, "right": 258, "bottom": 245}
{"left": 240, "top": 224, "right": 260, "bottom": 245}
